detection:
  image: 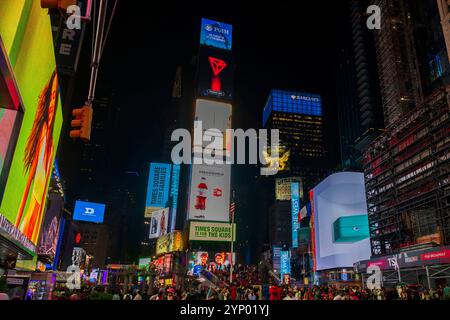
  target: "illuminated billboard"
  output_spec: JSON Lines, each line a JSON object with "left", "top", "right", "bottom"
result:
{"left": 187, "top": 251, "right": 235, "bottom": 276}
{"left": 37, "top": 193, "right": 63, "bottom": 257}
{"left": 188, "top": 163, "right": 231, "bottom": 222}
{"left": 155, "top": 230, "right": 183, "bottom": 256}
{"left": 169, "top": 164, "right": 180, "bottom": 232}
{"left": 144, "top": 163, "right": 172, "bottom": 218}
{"left": 291, "top": 182, "right": 300, "bottom": 249}
{"left": 149, "top": 208, "right": 169, "bottom": 239}
{"left": 194, "top": 99, "right": 232, "bottom": 153}
{"left": 275, "top": 177, "right": 303, "bottom": 201}
{"left": 0, "top": 0, "right": 63, "bottom": 247}
{"left": 310, "top": 172, "right": 371, "bottom": 271}
{"left": 280, "top": 250, "right": 291, "bottom": 279}
{"left": 197, "top": 47, "right": 233, "bottom": 100}
{"left": 189, "top": 221, "right": 236, "bottom": 242}
{"left": 200, "top": 18, "right": 232, "bottom": 51}
{"left": 73, "top": 201, "right": 106, "bottom": 223}
{"left": 263, "top": 90, "right": 322, "bottom": 127}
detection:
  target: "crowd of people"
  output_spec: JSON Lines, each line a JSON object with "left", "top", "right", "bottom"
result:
{"left": 46, "top": 264, "right": 450, "bottom": 301}
{"left": 2, "top": 263, "right": 450, "bottom": 300}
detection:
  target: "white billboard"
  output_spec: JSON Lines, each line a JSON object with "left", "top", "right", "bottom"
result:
{"left": 149, "top": 208, "right": 169, "bottom": 239}
{"left": 194, "top": 99, "right": 232, "bottom": 153}
{"left": 311, "top": 172, "right": 371, "bottom": 271}
{"left": 188, "top": 163, "right": 231, "bottom": 222}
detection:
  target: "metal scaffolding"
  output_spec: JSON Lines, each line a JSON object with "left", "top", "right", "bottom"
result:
{"left": 363, "top": 86, "right": 450, "bottom": 257}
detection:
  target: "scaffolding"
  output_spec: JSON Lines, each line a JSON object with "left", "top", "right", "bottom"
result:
{"left": 363, "top": 86, "right": 450, "bottom": 257}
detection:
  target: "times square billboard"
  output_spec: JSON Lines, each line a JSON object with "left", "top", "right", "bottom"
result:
{"left": 197, "top": 47, "right": 233, "bottom": 100}
{"left": 188, "top": 163, "right": 231, "bottom": 222}
{"left": 200, "top": 18, "right": 233, "bottom": 51}
{"left": 310, "top": 172, "right": 371, "bottom": 271}
{"left": 144, "top": 163, "right": 172, "bottom": 218}
{"left": 0, "top": 0, "right": 63, "bottom": 254}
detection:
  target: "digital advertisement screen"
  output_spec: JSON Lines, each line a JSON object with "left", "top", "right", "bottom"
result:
{"left": 275, "top": 177, "right": 303, "bottom": 201}
{"left": 73, "top": 201, "right": 106, "bottom": 223}
{"left": 169, "top": 164, "right": 180, "bottom": 232}
{"left": 197, "top": 47, "right": 233, "bottom": 100}
{"left": 194, "top": 99, "right": 232, "bottom": 154}
{"left": 37, "top": 193, "right": 63, "bottom": 257}
{"left": 200, "top": 18, "right": 233, "bottom": 51}
{"left": 189, "top": 221, "right": 236, "bottom": 242}
{"left": 144, "top": 163, "right": 172, "bottom": 218}
{"left": 0, "top": 0, "right": 63, "bottom": 247}
{"left": 291, "top": 182, "right": 300, "bottom": 249}
{"left": 149, "top": 208, "right": 169, "bottom": 239}
{"left": 280, "top": 250, "right": 291, "bottom": 278}
{"left": 311, "top": 172, "right": 371, "bottom": 271}
{"left": 187, "top": 251, "right": 235, "bottom": 276}
{"left": 188, "top": 163, "right": 231, "bottom": 222}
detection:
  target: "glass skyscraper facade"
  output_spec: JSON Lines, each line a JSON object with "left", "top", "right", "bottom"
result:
{"left": 263, "top": 90, "right": 327, "bottom": 192}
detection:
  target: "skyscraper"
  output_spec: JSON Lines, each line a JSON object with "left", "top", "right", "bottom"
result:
{"left": 262, "top": 89, "right": 327, "bottom": 192}
{"left": 363, "top": 0, "right": 450, "bottom": 258}
{"left": 337, "top": 0, "right": 384, "bottom": 170}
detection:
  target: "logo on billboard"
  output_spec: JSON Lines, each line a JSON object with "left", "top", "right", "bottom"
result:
{"left": 73, "top": 201, "right": 106, "bottom": 223}
{"left": 209, "top": 57, "right": 227, "bottom": 76}
{"left": 200, "top": 18, "right": 233, "bottom": 50}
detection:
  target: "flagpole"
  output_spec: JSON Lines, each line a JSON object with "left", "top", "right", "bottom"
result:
{"left": 230, "top": 190, "right": 235, "bottom": 284}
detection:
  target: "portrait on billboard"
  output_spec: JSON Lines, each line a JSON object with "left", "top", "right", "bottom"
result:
{"left": 149, "top": 208, "right": 169, "bottom": 239}
{"left": 15, "top": 71, "right": 59, "bottom": 244}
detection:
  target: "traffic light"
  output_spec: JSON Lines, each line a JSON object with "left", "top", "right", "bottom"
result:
{"left": 40, "top": 0, "right": 77, "bottom": 10}
{"left": 70, "top": 105, "right": 93, "bottom": 142}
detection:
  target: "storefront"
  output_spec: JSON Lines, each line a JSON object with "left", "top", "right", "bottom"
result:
{"left": 355, "top": 245, "right": 450, "bottom": 289}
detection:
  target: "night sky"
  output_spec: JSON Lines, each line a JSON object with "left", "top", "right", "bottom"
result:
{"left": 70, "top": 1, "right": 347, "bottom": 262}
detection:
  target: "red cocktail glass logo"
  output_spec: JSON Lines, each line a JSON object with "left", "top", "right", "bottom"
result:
{"left": 208, "top": 57, "right": 227, "bottom": 92}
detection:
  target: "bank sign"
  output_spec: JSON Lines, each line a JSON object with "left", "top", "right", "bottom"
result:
{"left": 200, "top": 18, "right": 232, "bottom": 51}
{"left": 189, "top": 221, "right": 236, "bottom": 242}
{"left": 73, "top": 201, "right": 106, "bottom": 223}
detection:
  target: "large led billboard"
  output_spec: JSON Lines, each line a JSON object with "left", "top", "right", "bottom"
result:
{"left": 149, "top": 208, "right": 169, "bottom": 239}
{"left": 187, "top": 251, "right": 235, "bottom": 276}
{"left": 275, "top": 177, "right": 303, "bottom": 201}
{"left": 37, "top": 193, "right": 63, "bottom": 257}
{"left": 280, "top": 250, "right": 291, "bottom": 278}
{"left": 194, "top": 99, "right": 232, "bottom": 154}
{"left": 197, "top": 47, "right": 233, "bottom": 100}
{"left": 73, "top": 201, "right": 106, "bottom": 223}
{"left": 188, "top": 163, "right": 231, "bottom": 222}
{"left": 310, "top": 172, "right": 371, "bottom": 271}
{"left": 169, "top": 164, "right": 180, "bottom": 232}
{"left": 200, "top": 18, "right": 233, "bottom": 51}
{"left": 0, "top": 1, "right": 63, "bottom": 248}
{"left": 189, "top": 221, "right": 236, "bottom": 242}
{"left": 291, "top": 182, "right": 300, "bottom": 248}
{"left": 144, "top": 163, "right": 172, "bottom": 218}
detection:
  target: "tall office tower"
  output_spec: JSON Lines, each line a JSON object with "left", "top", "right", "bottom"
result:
{"left": 262, "top": 89, "right": 327, "bottom": 192}
{"left": 337, "top": 0, "right": 384, "bottom": 170}
{"left": 262, "top": 90, "right": 325, "bottom": 252}
{"left": 373, "top": 0, "right": 423, "bottom": 126}
{"left": 363, "top": 0, "right": 450, "bottom": 258}
{"left": 186, "top": 18, "right": 235, "bottom": 262}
